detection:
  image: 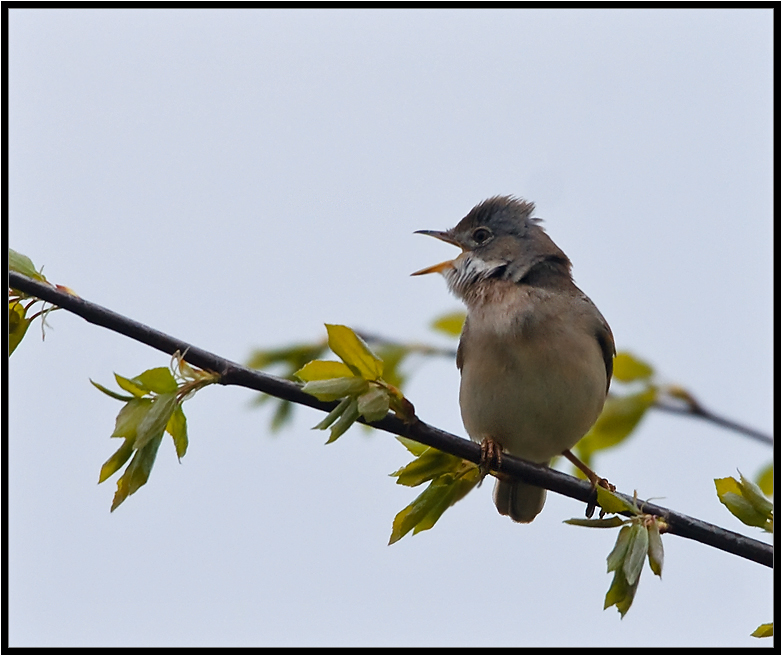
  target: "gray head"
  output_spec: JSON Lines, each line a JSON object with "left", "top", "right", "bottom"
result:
{"left": 413, "top": 196, "right": 572, "bottom": 299}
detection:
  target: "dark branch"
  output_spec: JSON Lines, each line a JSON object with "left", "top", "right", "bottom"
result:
{"left": 9, "top": 271, "right": 773, "bottom": 569}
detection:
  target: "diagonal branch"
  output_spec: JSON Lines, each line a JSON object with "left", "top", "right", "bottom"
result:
{"left": 9, "top": 271, "right": 773, "bottom": 569}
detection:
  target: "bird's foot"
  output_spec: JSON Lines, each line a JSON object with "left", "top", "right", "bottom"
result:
{"left": 594, "top": 477, "right": 616, "bottom": 492}
{"left": 561, "top": 449, "right": 614, "bottom": 518}
{"left": 477, "top": 438, "right": 503, "bottom": 487}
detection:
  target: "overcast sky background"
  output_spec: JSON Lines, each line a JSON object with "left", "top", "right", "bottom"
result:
{"left": 8, "top": 8, "right": 774, "bottom": 648}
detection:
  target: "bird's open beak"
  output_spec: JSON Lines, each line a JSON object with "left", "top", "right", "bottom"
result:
{"left": 411, "top": 260, "right": 455, "bottom": 276}
{"left": 411, "top": 229, "right": 462, "bottom": 276}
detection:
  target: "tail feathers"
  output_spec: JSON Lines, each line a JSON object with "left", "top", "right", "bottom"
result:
{"left": 493, "top": 479, "right": 547, "bottom": 523}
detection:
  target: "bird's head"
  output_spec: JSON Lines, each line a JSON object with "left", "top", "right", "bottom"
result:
{"left": 412, "top": 196, "right": 571, "bottom": 300}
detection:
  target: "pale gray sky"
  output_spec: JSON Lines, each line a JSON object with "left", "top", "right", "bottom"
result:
{"left": 9, "top": 8, "right": 773, "bottom": 648}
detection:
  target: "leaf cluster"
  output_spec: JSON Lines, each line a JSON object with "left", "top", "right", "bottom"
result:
{"left": 388, "top": 437, "right": 481, "bottom": 544}
{"left": 293, "top": 325, "right": 482, "bottom": 544}
{"left": 245, "top": 312, "right": 463, "bottom": 432}
{"left": 715, "top": 472, "right": 773, "bottom": 533}
{"left": 9, "top": 249, "right": 61, "bottom": 355}
{"left": 566, "top": 487, "right": 666, "bottom": 617}
{"left": 295, "top": 324, "right": 414, "bottom": 443}
{"left": 92, "top": 353, "right": 219, "bottom": 511}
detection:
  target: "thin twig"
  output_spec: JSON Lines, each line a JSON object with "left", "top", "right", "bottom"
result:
{"left": 9, "top": 271, "right": 773, "bottom": 569}
{"left": 653, "top": 399, "right": 773, "bottom": 446}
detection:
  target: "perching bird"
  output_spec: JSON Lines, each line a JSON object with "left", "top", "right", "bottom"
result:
{"left": 413, "top": 196, "right": 614, "bottom": 522}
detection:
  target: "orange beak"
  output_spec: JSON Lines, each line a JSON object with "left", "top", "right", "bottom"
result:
{"left": 411, "top": 259, "right": 455, "bottom": 276}
{"left": 411, "top": 229, "right": 463, "bottom": 276}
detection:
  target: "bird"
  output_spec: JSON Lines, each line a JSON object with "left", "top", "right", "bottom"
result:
{"left": 412, "top": 195, "right": 615, "bottom": 523}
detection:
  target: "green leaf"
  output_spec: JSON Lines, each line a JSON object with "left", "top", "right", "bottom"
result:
{"left": 751, "top": 622, "right": 773, "bottom": 638}
{"left": 576, "top": 388, "right": 657, "bottom": 464}
{"left": 391, "top": 448, "right": 464, "bottom": 487}
{"left": 325, "top": 324, "right": 384, "bottom": 380}
{"left": 9, "top": 248, "right": 46, "bottom": 281}
{"left": 390, "top": 478, "right": 451, "bottom": 544}
{"left": 755, "top": 462, "right": 773, "bottom": 496}
{"left": 738, "top": 470, "right": 773, "bottom": 517}
{"left": 9, "top": 302, "right": 32, "bottom": 355}
{"left": 604, "top": 568, "right": 627, "bottom": 610}
{"left": 647, "top": 520, "right": 664, "bottom": 577}
{"left": 719, "top": 491, "right": 770, "bottom": 529}
{"left": 714, "top": 475, "right": 742, "bottom": 497}
{"left": 395, "top": 436, "right": 429, "bottom": 457}
{"left": 597, "top": 486, "right": 638, "bottom": 515}
{"left": 612, "top": 352, "right": 654, "bottom": 382}
{"left": 111, "top": 398, "right": 154, "bottom": 440}
{"left": 166, "top": 403, "right": 188, "bottom": 460}
{"left": 357, "top": 386, "right": 390, "bottom": 422}
{"left": 564, "top": 516, "right": 627, "bottom": 528}
{"left": 413, "top": 480, "right": 459, "bottom": 535}
{"left": 604, "top": 568, "right": 639, "bottom": 618}
{"left": 326, "top": 397, "right": 359, "bottom": 443}
{"left": 301, "top": 376, "right": 368, "bottom": 402}
{"left": 90, "top": 379, "right": 135, "bottom": 402}
{"left": 607, "top": 525, "right": 633, "bottom": 572}
{"left": 114, "top": 373, "right": 149, "bottom": 397}
{"left": 134, "top": 367, "right": 178, "bottom": 394}
{"left": 450, "top": 467, "right": 481, "bottom": 502}
{"left": 134, "top": 392, "right": 178, "bottom": 450}
{"left": 431, "top": 311, "right": 466, "bottom": 337}
{"left": 314, "top": 397, "right": 352, "bottom": 430}
{"left": 128, "top": 437, "right": 163, "bottom": 493}
{"left": 98, "top": 438, "right": 135, "bottom": 483}
{"left": 295, "top": 359, "right": 356, "bottom": 382}
{"left": 414, "top": 469, "right": 480, "bottom": 534}
{"left": 623, "top": 523, "right": 648, "bottom": 586}
{"left": 110, "top": 435, "right": 163, "bottom": 511}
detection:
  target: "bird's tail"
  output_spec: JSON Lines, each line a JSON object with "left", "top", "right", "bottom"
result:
{"left": 493, "top": 478, "right": 547, "bottom": 523}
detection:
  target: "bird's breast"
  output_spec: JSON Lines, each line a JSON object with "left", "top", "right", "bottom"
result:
{"left": 458, "top": 290, "right": 607, "bottom": 462}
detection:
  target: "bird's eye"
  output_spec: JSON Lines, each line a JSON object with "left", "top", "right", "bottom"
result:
{"left": 472, "top": 227, "right": 492, "bottom": 244}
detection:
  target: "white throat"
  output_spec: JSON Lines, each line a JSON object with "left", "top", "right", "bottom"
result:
{"left": 443, "top": 252, "right": 506, "bottom": 301}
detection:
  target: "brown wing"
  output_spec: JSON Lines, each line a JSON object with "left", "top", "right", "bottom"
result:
{"left": 456, "top": 315, "right": 469, "bottom": 371}
{"left": 595, "top": 317, "right": 615, "bottom": 394}
{"left": 576, "top": 290, "right": 615, "bottom": 394}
